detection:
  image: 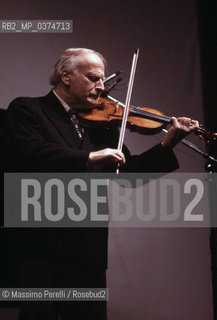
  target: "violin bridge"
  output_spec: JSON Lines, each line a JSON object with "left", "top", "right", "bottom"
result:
{"left": 116, "top": 103, "right": 121, "bottom": 114}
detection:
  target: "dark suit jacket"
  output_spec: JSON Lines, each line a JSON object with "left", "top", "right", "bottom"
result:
{"left": 5, "top": 91, "right": 179, "bottom": 270}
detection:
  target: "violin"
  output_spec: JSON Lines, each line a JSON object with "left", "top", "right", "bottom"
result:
{"left": 78, "top": 48, "right": 217, "bottom": 168}
{"left": 78, "top": 48, "right": 217, "bottom": 166}
{"left": 77, "top": 95, "right": 217, "bottom": 143}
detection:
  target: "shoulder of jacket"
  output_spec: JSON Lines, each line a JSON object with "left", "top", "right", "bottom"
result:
{"left": 7, "top": 93, "right": 50, "bottom": 111}
{"left": 9, "top": 95, "right": 42, "bottom": 104}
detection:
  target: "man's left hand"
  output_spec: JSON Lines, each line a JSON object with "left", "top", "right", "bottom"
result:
{"left": 161, "top": 116, "right": 199, "bottom": 148}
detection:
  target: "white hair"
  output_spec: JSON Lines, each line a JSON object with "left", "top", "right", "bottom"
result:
{"left": 49, "top": 48, "right": 106, "bottom": 86}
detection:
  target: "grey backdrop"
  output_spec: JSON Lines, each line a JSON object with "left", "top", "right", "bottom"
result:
{"left": 0, "top": 0, "right": 213, "bottom": 319}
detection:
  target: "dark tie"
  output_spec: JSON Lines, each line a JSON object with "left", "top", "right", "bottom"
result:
{"left": 68, "top": 109, "right": 84, "bottom": 140}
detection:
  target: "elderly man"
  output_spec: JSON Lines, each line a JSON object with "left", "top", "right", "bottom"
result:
{"left": 7, "top": 48, "right": 198, "bottom": 320}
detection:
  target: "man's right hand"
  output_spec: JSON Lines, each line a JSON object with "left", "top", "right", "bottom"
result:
{"left": 88, "top": 148, "right": 126, "bottom": 166}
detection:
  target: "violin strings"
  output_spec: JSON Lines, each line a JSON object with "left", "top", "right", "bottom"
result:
{"left": 129, "top": 106, "right": 171, "bottom": 124}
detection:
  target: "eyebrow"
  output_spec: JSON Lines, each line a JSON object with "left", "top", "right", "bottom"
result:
{"left": 86, "top": 73, "right": 105, "bottom": 81}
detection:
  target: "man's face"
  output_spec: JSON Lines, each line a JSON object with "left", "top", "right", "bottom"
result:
{"left": 63, "top": 53, "right": 105, "bottom": 109}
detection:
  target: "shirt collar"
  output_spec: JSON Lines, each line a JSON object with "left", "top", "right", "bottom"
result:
{"left": 53, "top": 89, "right": 70, "bottom": 113}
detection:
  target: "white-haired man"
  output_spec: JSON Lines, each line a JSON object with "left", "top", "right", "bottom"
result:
{"left": 7, "top": 48, "right": 198, "bottom": 320}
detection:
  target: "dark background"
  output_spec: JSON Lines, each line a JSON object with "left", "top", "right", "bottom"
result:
{"left": 0, "top": 0, "right": 215, "bottom": 319}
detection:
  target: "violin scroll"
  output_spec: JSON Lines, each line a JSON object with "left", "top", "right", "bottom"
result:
{"left": 194, "top": 126, "right": 217, "bottom": 143}
{"left": 210, "top": 132, "right": 217, "bottom": 141}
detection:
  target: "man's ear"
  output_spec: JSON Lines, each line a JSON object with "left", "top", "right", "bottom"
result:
{"left": 61, "top": 71, "right": 71, "bottom": 86}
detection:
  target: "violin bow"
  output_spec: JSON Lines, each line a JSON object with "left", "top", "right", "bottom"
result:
{"left": 116, "top": 49, "right": 139, "bottom": 173}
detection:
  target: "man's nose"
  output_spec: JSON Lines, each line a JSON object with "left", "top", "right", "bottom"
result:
{"left": 95, "top": 79, "right": 104, "bottom": 92}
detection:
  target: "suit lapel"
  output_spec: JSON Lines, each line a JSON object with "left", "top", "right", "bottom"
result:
{"left": 41, "top": 91, "right": 82, "bottom": 148}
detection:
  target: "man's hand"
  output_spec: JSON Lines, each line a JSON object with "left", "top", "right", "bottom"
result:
{"left": 161, "top": 117, "right": 199, "bottom": 148}
{"left": 88, "top": 148, "right": 126, "bottom": 166}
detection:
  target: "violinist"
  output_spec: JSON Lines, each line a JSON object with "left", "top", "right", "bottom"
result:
{"left": 7, "top": 48, "right": 199, "bottom": 320}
